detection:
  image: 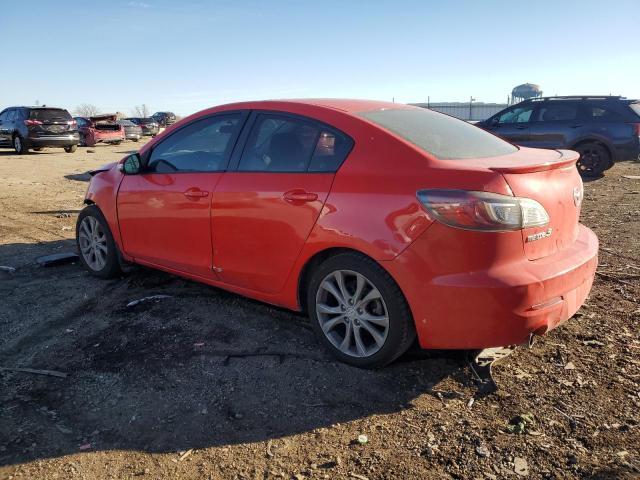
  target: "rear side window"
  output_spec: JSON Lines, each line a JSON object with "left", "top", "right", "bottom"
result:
{"left": 629, "top": 103, "right": 640, "bottom": 118}
{"left": 147, "top": 114, "right": 241, "bottom": 173}
{"left": 358, "top": 108, "right": 517, "bottom": 160}
{"left": 537, "top": 104, "right": 578, "bottom": 122}
{"left": 585, "top": 106, "right": 623, "bottom": 122}
{"left": 29, "top": 109, "right": 72, "bottom": 121}
{"left": 238, "top": 114, "right": 352, "bottom": 172}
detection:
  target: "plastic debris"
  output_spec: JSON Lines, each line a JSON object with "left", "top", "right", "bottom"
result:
{"left": 356, "top": 434, "right": 368, "bottom": 445}
{"left": 0, "top": 266, "right": 16, "bottom": 274}
{"left": 36, "top": 252, "right": 79, "bottom": 267}
{"left": 126, "top": 294, "right": 172, "bottom": 307}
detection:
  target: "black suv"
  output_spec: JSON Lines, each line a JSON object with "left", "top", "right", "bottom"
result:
{"left": 150, "top": 111, "right": 177, "bottom": 128}
{"left": 478, "top": 96, "right": 640, "bottom": 177}
{"left": 0, "top": 106, "right": 79, "bottom": 154}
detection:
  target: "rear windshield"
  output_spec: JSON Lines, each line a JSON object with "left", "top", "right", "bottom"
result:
{"left": 630, "top": 103, "right": 640, "bottom": 118}
{"left": 29, "top": 108, "right": 72, "bottom": 121}
{"left": 358, "top": 108, "right": 517, "bottom": 160}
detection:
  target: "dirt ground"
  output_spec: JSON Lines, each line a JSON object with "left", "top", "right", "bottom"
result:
{"left": 0, "top": 141, "right": 638, "bottom": 480}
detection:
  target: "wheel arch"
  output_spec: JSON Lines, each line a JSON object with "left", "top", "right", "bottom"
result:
{"left": 570, "top": 137, "right": 616, "bottom": 165}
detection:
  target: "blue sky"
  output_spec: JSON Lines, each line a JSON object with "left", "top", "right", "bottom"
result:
{"left": 1, "top": 0, "right": 638, "bottom": 116}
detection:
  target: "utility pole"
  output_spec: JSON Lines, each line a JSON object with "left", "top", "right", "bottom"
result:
{"left": 469, "top": 96, "right": 475, "bottom": 121}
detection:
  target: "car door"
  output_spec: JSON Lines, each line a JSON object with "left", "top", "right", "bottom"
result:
{"left": 117, "top": 112, "right": 247, "bottom": 277}
{"left": 211, "top": 111, "right": 353, "bottom": 294}
{"left": 527, "top": 102, "right": 580, "bottom": 149}
{"left": 483, "top": 104, "right": 535, "bottom": 145}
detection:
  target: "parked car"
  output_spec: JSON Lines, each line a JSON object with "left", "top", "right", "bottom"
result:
{"left": 151, "top": 111, "right": 177, "bottom": 127}
{"left": 125, "top": 117, "right": 159, "bottom": 136}
{"left": 117, "top": 120, "right": 143, "bottom": 142}
{"left": 0, "top": 106, "right": 79, "bottom": 154}
{"left": 75, "top": 115, "right": 125, "bottom": 147}
{"left": 477, "top": 96, "right": 640, "bottom": 177}
{"left": 76, "top": 99, "right": 598, "bottom": 368}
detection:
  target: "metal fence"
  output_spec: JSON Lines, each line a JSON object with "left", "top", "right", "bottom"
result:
{"left": 411, "top": 103, "right": 508, "bottom": 121}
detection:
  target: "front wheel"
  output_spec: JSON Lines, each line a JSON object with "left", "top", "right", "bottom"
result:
{"left": 307, "top": 252, "right": 415, "bottom": 368}
{"left": 64, "top": 145, "right": 77, "bottom": 153}
{"left": 576, "top": 142, "right": 610, "bottom": 178}
{"left": 76, "top": 205, "right": 121, "bottom": 278}
{"left": 13, "top": 135, "right": 28, "bottom": 154}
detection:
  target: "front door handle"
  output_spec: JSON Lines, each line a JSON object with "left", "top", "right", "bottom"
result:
{"left": 283, "top": 189, "right": 318, "bottom": 204}
{"left": 183, "top": 188, "right": 209, "bottom": 198}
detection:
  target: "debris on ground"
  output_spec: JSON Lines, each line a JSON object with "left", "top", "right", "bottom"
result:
{"left": 126, "top": 294, "right": 173, "bottom": 308}
{"left": 0, "top": 266, "right": 16, "bottom": 274}
{"left": 0, "top": 367, "right": 68, "bottom": 378}
{"left": 35, "top": 252, "right": 79, "bottom": 267}
{"left": 356, "top": 434, "right": 368, "bottom": 445}
{"left": 506, "top": 413, "right": 535, "bottom": 434}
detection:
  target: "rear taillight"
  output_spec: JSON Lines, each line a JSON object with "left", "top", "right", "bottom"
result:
{"left": 629, "top": 123, "right": 640, "bottom": 137}
{"left": 67, "top": 120, "right": 77, "bottom": 128}
{"left": 24, "top": 119, "right": 42, "bottom": 126}
{"left": 417, "top": 189, "right": 549, "bottom": 231}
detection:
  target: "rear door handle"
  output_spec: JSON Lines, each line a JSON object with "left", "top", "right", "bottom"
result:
{"left": 183, "top": 188, "right": 209, "bottom": 198}
{"left": 283, "top": 189, "right": 318, "bottom": 204}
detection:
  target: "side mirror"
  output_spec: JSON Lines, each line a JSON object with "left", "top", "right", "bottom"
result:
{"left": 121, "top": 154, "right": 141, "bottom": 175}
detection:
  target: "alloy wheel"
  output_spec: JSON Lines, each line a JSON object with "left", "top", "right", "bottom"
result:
{"left": 78, "top": 216, "right": 108, "bottom": 271}
{"left": 315, "top": 269, "right": 390, "bottom": 358}
{"left": 13, "top": 136, "right": 21, "bottom": 153}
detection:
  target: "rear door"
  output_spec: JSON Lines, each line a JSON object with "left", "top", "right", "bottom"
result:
{"left": 484, "top": 104, "right": 535, "bottom": 145}
{"left": 211, "top": 111, "right": 353, "bottom": 293}
{"left": 527, "top": 101, "right": 581, "bottom": 148}
{"left": 117, "top": 112, "right": 247, "bottom": 277}
{"left": 0, "top": 109, "right": 11, "bottom": 144}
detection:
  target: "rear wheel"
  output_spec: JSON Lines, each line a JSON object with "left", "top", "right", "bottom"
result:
{"left": 576, "top": 142, "right": 610, "bottom": 178}
{"left": 307, "top": 252, "right": 415, "bottom": 368}
{"left": 76, "top": 205, "right": 121, "bottom": 278}
{"left": 64, "top": 145, "right": 77, "bottom": 153}
{"left": 13, "top": 135, "right": 28, "bottom": 154}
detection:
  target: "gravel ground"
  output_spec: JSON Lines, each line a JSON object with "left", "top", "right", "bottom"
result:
{"left": 0, "top": 142, "right": 638, "bottom": 479}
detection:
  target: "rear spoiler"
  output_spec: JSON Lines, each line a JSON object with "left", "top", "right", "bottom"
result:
{"left": 489, "top": 150, "right": 579, "bottom": 174}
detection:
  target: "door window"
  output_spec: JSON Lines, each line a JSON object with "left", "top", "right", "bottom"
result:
{"left": 584, "top": 106, "right": 622, "bottom": 122}
{"left": 6, "top": 110, "right": 15, "bottom": 122}
{"left": 536, "top": 104, "right": 578, "bottom": 122}
{"left": 497, "top": 106, "right": 534, "bottom": 124}
{"left": 147, "top": 114, "right": 241, "bottom": 173}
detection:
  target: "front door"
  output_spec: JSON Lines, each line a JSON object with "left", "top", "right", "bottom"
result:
{"left": 211, "top": 112, "right": 352, "bottom": 294}
{"left": 117, "top": 112, "right": 246, "bottom": 277}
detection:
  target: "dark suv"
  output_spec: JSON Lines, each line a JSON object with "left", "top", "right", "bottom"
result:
{"left": 0, "top": 106, "right": 79, "bottom": 154}
{"left": 478, "top": 96, "right": 640, "bottom": 177}
{"left": 150, "top": 111, "right": 177, "bottom": 128}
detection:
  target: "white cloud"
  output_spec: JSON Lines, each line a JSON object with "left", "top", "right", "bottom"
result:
{"left": 127, "top": 1, "right": 150, "bottom": 8}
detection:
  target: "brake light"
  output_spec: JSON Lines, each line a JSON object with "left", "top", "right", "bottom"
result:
{"left": 417, "top": 190, "right": 549, "bottom": 231}
{"left": 67, "top": 120, "right": 77, "bottom": 128}
{"left": 630, "top": 123, "right": 640, "bottom": 137}
{"left": 24, "top": 119, "right": 42, "bottom": 126}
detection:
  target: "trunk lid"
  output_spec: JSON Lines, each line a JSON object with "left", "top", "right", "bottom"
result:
{"left": 494, "top": 149, "right": 582, "bottom": 260}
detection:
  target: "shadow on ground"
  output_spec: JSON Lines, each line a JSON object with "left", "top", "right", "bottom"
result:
{"left": 0, "top": 239, "right": 470, "bottom": 467}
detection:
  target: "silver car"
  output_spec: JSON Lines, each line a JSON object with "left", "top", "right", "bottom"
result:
{"left": 117, "top": 120, "right": 143, "bottom": 142}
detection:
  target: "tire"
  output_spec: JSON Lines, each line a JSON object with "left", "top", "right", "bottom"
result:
{"left": 13, "top": 135, "right": 28, "bottom": 154}
{"left": 64, "top": 145, "right": 77, "bottom": 153}
{"left": 76, "top": 205, "right": 122, "bottom": 278}
{"left": 307, "top": 252, "right": 415, "bottom": 368}
{"left": 575, "top": 142, "right": 611, "bottom": 178}
{"left": 78, "top": 133, "right": 85, "bottom": 146}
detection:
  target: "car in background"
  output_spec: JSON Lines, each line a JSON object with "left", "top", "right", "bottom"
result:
{"left": 125, "top": 117, "right": 159, "bottom": 136}
{"left": 117, "top": 119, "right": 143, "bottom": 142}
{"left": 76, "top": 99, "right": 597, "bottom": 368}
{"left": 151, "top": 111, "right": 177, "bottom": 128}
{"left": 75, "top": 115, "right": 125, "bottom": 147}
{"left": 477, "top": 96, "right": 640, "bottom": 177}
{"left": 0, "top": 106, "right": 79, "bottom": 154}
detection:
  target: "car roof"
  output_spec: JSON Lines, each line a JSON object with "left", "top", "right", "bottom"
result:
{"left": 216, "top": 98, "right": 411, "bottom": 114}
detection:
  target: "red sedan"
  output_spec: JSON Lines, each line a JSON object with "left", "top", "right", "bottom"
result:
{"left": 77, "top": 99, "right": 598, "bottom": 368}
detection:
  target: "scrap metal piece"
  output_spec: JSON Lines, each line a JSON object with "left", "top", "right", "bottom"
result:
{"left": 36, "top": 252, "right": 80, "bottom": 267}
{"left": 469, "top": 346, "right": 517, "bottom": 395}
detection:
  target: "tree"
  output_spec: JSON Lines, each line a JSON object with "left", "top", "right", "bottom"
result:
{"left": 74, "top": 104, "right": 100, "bottom": 117}
{"left": 132, "top": 104, "right": 150, "bottom": 118}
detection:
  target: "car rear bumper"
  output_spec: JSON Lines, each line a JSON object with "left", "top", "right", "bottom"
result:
{"left": 93, "top": 132, "right": 125, "bottom": 143}
{"left": 26, "top": 133, "right": 79, "bottom": 147}
{"left": 386, "top": 224, "right": 598, "bottom": 349}
{"left": 124, "top": 132, "right": 141, "bottom": 140}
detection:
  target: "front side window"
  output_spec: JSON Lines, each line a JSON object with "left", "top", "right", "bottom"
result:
{"left": 6, "top": 110, "right": 15, "bottom": 122}
{"left": 147, "top": 114, "right": 241, "bottom": 173}
{"left": 359, "top": 107, "right": 517, "bottom": 160}
{"left": 497, "top": 106, "right": 534, "bottom": 124}
{"left": 536, "top": 103, "right": 578, "bottom": 122}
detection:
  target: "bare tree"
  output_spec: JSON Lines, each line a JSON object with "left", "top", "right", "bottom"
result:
{"left": 74, "top": 104, "right": 100, "bottom": 117}
{"left": 132, "top": 104, "right": 151, "bottom": 118}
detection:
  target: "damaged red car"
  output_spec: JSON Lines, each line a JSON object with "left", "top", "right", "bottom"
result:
{"left": 76, "top": 99, "right": 598, "bottom": 368}
{"left": 75, "top": 114, "right": 125, "bottom": 147}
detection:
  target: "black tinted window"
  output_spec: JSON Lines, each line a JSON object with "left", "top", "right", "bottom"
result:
{"left": 29, "top": 109, "right": 72, "bottom": 121}
{"left": 537, "top": 104, "right": 578, "bottom": 122}
{"left": 147, "top": 114, "right": 241, "bottom": 173}
{"left": 585, "top": 106, "right": 622, "bottom": 122}
{"left": 630, "top": 103, "right": 640, "bottom": 118}
{"left": 239, "top": 114, "right": 321, "bottom": 172}
{"left": 359, "top": 108, "right": 517, "bottom": 160}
